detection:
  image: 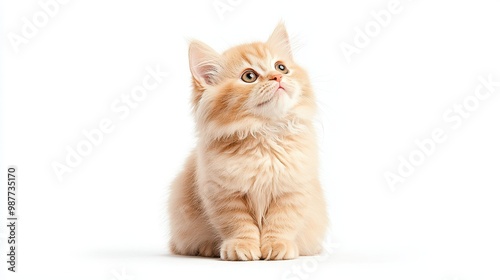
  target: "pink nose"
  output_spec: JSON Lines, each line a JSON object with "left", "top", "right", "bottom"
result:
{"left": 270, "top": 74, "right": 282, "bottom": 83}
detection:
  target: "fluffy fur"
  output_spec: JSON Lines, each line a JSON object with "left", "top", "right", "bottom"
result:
{"left": 168, "top": 23, "right": 328, "bottom": 261}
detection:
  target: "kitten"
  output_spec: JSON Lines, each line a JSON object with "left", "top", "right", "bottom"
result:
{"left": 168, "top": 23, "right": 328, "bottom": 261}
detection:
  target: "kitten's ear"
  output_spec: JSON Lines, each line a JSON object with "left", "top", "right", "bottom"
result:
{"left": 188, "top": 40, "right": 221, "bottom": 87}
{"left": 267, "top": 22, "right": 293, "bottom": 60}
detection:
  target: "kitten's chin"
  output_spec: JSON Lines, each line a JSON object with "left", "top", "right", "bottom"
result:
{"left": 257, "top": 88, "right": 286, "bottom": 107}
{"left": 252, "top": 89, "right": 297, "bottom": 119}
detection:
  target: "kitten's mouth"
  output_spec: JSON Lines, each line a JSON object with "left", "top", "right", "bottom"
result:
{"left": 257, "top": 86, "right": 286, "bottom": 107}
{"left": 257, "top": 98, "right": 274, "bottom": 107}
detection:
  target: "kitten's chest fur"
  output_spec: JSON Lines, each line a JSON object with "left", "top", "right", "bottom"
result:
{"left": 209, "top": 134, "right": 310, "bottom": 190}
{"left": 200, "top": 130, "right": 316, "bottom": 227}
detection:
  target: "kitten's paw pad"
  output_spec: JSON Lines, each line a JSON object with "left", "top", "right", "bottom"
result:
{"left": 261, "top": 239, "right": 299, "bottom": 260}
{"left": 220, "top": 239, "right": 261, "bottom": 261}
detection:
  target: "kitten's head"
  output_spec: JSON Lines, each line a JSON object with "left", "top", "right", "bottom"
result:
{"left": 189, "top": 23, "right": 315, "bottom": 139}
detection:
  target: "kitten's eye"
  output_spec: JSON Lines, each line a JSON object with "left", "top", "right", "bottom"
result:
{"left": 275, "top": 62, "right": 289, "bottom": 74}
{"left": 241, "top": 69, "right": 259, "bottom": 83}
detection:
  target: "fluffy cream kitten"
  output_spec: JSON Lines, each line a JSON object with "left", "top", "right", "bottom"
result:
{"left": 168, "top": 23, "right": 327, "bottom": 261}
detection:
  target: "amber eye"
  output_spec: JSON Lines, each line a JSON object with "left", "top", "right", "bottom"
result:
{"left": 275, "top": 62, "right": 289, "bottom": 74}
{"left": 241, "top": 69, "right": 259, "bottom": 83}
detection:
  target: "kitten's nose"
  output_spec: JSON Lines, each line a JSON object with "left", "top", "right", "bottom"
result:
{"left": 269, "top": 74, "right": 282, "bottom": 83}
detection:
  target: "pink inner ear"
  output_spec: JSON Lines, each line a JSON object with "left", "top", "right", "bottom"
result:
{"left": 194, "top": 62, "right": 218, "bottom": 86}
{"left": 267, "top": 24, "right": 293, "bottom": 60}
{"left": 189, "top": 41, "right": 221, "bottom": 86}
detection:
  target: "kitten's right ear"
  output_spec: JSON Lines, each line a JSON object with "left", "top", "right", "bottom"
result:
{"left": 188, "top": 40, "right": 221, "bottom": 88}
{"left": 267, "top": 22, "right": 293, "bottom": 61}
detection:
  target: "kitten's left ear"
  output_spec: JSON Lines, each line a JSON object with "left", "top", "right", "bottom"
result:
{"left": 188, "top": 40, "right": 222, "bottom": 88}
{"left": 267, "top": 22, "right": 293, "bottom": 60}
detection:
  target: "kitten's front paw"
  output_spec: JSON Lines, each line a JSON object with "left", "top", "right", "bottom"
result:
{"left": 220, "top": 239, "right": 261, "bottom": 261}
{"left": 261, "top": 239, "right": 299, "bottom": 260}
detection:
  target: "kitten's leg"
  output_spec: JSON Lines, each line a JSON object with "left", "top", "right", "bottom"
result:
{"left": 295, "top": 186, "right": 328, "bottom": 256}
{"left": 201, "top": 187, "right": 261, "bottom": 261}
{"left": 168, "top": 155, "right": 220, "bottom": 257}
{"left": 260, "top": 191, "right": 305, "bottom": 260}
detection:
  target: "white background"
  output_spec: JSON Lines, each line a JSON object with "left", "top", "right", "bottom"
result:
{"left": 1, "top": 0, "right": 500, "bottom": 279}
